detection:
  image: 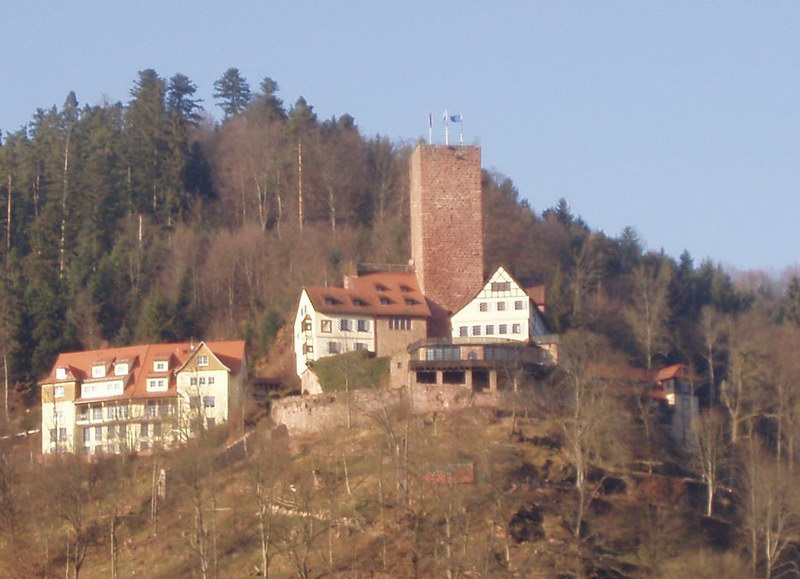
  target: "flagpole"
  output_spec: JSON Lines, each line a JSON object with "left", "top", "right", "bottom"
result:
{"left": 444, "top": 109, "right": 449, "bottom": 146}
{"left": 459, "top": 116, "right": 464, "bottom": 145}
{"left": 428, "top": 113, "right": 432, "bottom": 145}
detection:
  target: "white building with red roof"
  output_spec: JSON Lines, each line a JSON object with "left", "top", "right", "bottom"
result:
{"left": 450, "top": 266, "right": 551, "bottom": 346}
{"left": 294, "top": 270, "right": 430, "bottom": 380}
{"left": 41, "top": 340, "right": 247, "bottom": 455}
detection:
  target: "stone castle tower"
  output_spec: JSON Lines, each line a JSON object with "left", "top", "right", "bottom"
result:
{"left": 409, "top": 144, "right": 484, "bottom": 317}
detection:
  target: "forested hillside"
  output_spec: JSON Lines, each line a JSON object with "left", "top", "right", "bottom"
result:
{"left": 0, "top": 66, "right": 794, "bottom": 405}
{"left": 6, "top": 68, "right": 800, "bottom": 577}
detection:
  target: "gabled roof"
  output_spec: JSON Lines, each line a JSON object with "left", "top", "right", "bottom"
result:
{"left": 453, "top": 265, "right": 544, "bottom": 316}
{"left": 304, "top": 271, "right": 431, "bottom": 318}
{"left": 654, "top": 364, "right": 693, "bottom": 383}
{"left": 42, "top": 340, "right": 246, "bottom": 401}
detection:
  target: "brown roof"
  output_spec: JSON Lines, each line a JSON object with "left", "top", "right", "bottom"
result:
{"left": 305, "top": 271, "right": 431, "bottom": 318}
{"left": 525, "top": 284, "right": 546, "bottom": 307}
{"left": 42, "top": 340, "right": 246, "bottom": 401}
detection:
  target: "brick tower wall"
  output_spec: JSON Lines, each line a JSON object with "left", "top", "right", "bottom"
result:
{"left": 409, "top": 145, "right": 484, "bottom": 315}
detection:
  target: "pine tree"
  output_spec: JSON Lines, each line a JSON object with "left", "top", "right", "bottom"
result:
{"left": 213, "top": 68, "right": 251, "bottom": 120}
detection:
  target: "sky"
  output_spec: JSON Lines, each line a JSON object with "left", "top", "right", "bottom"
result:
{"left": 2, "top": 2, "right": 799, "bottom": 273}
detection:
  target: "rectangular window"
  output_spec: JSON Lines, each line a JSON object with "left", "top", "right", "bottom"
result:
{"left": 499, "top": 324, "right": 508, "bottom": 335}
{"left": 515, "top": 300, "right": 525, "bottom": 310}
{"left": 472, "top": 326, "right": 481, "bottom": 336}
{"left": 204, "top": 396, "right": 216, "bottom": 407}
{"left": 327, "top": 341, "right": 341, "bottom": 354}
{"left": 303, "top": 344, "right": 314, "bottom": 354}
{"left": 491, "top": 281, "right": 511, "bottom": 292}
{"left": 108, "top": 426, "right": 117, "bottom": 440}
{"left": 479, "top": 302, "right": 488, "bottom": 312}
{"left": 389, "top": 318, "right": 411, "bottom": 330}
{"left": 190, "top": 376, "right": 198, "bottom": 386}
{"left": 321, "top": 319, "right": 332, "bottom": 333}
{"left": 119, "top": 423, "right": 127, "bottom": 438}
{"left": 357, "top": 319, "right": 369, "bottom": 332}
{"left": 148, "top": 401, "right": 158, "bottom": 417}
{"left": 79, "top": 407, "right": 88, "bottom": 421}
{"left": 107, "top": 406, "right": 116, "bottom": 420}
{"left": 199, "top": 376, "right": 207, "bottom": 385}
{"left": 497, "top": 301, "right": 506, "bottom": 311}
{"left": 141, "top": 423, "right": 150, "bottom": 437}
{"left": 339, "top": 319, "right": 352, "bottom": 332}
{"left": 92, "top": 406, "right": 102, "bottom": 420}
{"left": 59, "top": 428, "right": 67, "bottom": 441}
{"left": 54, "top": 385, "right": 64, "bottom": 398}
{"left": 486, "top": 325, "right": 495, "bottom": 335}
{"left": 189, "top": 397, "right": 200, "bottom": 410}
{"left": 197, "top": 355, "right": 209, "bottom": 367}
{"left": 95, "top": 426, "right": 103, "bottom": 440}
{"left": 50, "top": 429, "right": 57, "bottom": 443}
{"left": 512, "top": 324, "right": 521, "bottom": 334}
{"left": 459, "top": 326, "right": 468, "bottom": 337}
{"left": 426, "top": 346, "right": 460, "bottom": 361}
{"left": 208, "top": 376, "right": 215, "bottom": 385}
{"left": 302, "top": 320, "right": 312, "bottom": 332}
{"left": 83, "top": 429, "right": 91, "bottom": 443}
{"left": 354, "top": 342, "right": 367, "bottom": 350}
{"left": 154, "top": 360, "right": 168, "bottom": 372}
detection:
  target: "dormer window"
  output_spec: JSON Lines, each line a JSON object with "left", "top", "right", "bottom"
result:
{"left": 399, "top": 285, "right": 412, "bottom": 293}
{"left": 147, "top": 378, "right": 168, "bottom": 392}
{"left": 55, "top": 367, "right": 68, "bottom": 380}
{"left": 352, "top": 298, "right": 368, "bottom": 307}
{"left": 323, "top": 296, "right": 341, "bottom": 306}
{"left": 197, "top": 355, "right": 209, "bottom": 367}
{"left": 404, "top": 298, "right": 418, "bottom": 306}
{"left": 114, "top": 361, "right": 129, "bottom": 376}
{"left": 153, "top": 360, "right": 168, "bottom": 373}
{"left": 92, "top": 363, "right": 107, "bottom": 379}
{"left": 374, "top": 283, "right": 389, "bottom": 292}
{"left": 380, "top": 297, "right": 394, "bottom": 306}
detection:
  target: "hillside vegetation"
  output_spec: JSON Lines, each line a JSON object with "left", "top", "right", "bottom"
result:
{"left": 3, "top": 69, "right": 800, "bottom": 577}
{"left": 0, "top": 394, "right": 751, "bottom": 578}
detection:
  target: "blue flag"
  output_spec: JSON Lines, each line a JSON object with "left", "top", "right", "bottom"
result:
{"left": 449, "top": 114, "right": 462, "bottom": 123}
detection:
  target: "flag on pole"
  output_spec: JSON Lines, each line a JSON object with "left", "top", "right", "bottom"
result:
{"left": 449, "top": 114, "right": 463, "bottom": 123}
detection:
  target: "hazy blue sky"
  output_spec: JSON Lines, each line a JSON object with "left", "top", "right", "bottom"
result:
{"left": 3, "top": 2, "right": 799, "bottom": 272}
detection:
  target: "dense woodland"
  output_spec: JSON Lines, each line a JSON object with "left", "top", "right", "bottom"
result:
{"left": 3, "top": 68, "right": 800, "bottom": 577}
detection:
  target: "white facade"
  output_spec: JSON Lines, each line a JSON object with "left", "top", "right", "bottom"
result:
{"left": 294, "top": 290, "right": 376, "bottom": 376}
{"left": 451, "top": 266, "right": 548, "bottom": 342}
{"left": 40, "top": 341, "right": 246, "bottom": 455}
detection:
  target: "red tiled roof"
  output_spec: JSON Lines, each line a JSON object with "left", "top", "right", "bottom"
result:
{"left": 305, "top": 271, "right": 431, "bottom": 318}
{"left": 592, "top": 363, "right": 696, "bottom": 386}
{"left": 42, "top": 340, "right": 245, "bottom": 401}
{"left": 654, "top": 364, "right": 692, "bottom": 382}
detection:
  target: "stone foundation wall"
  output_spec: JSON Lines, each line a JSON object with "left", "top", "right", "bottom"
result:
{"left": 271, "top": 384, "right": 503, "bottom": 435}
